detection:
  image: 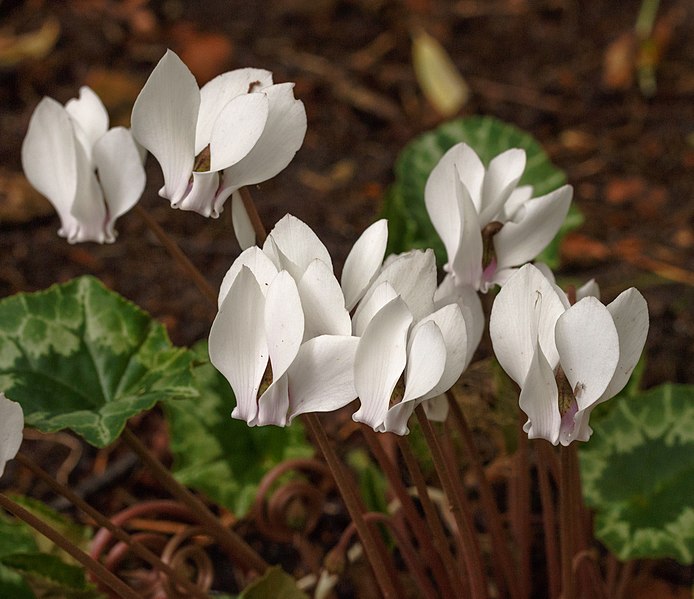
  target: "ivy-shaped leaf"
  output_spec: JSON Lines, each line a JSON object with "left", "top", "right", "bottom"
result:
{"left": 0, "top": 554, "right": 105, "bottom": 599}
{"left": 381, "top": 115, "right": 580, "bottom": 268}
{"left": 580, "top": 383, "right": 694, "bottom": 564}
{"left": 0, "top": 276, "right": 198, "bottom": 447}
{"left": 164, "top": 341, "right": 313, "bottom": 517}
{"left": 0, "top": 514, "right": 38, "bottom": 599}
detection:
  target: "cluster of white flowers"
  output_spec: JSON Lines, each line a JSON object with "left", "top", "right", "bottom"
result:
{"left": 20, "top": 49, "right": 649, "bottom": 444}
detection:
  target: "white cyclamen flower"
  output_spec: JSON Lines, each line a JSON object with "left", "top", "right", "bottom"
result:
{"left": 22, "top": 87, "right": 145, "bottom": 243}
{"left": 0, "top": 392, "right": 24, "bottom": 477}
{"left": 490, "top": 264, "right": 649, "bottom": 445}
{"left": 209, "top": 215, "right": 386, "bottom": 427}
{"left": 425, "top": 143, "right": 572, "bottom": 292}
{"left": 351, "top": 249, "right": 478, "bottom": 435}
{"left": 131, "top": 50, "right": 307, "bottom": 231}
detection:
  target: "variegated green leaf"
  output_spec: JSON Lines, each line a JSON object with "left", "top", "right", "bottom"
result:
{"left": 580, "top": 383, "right": 694, "bottom": 564}
{"left": 0, "top": 277, "right": 197, "bottom": 447}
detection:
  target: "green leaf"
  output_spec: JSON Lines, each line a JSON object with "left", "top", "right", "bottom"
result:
{"left": 238, "top": 566, "right": 309, "bottom": 599}
{"left": 0, "top": 513, "right": 38, "bottom": 599}
{"left": 164, "top": 341, "right": 314, "bottom": 517}
{"left": 346, "top": 449, "right": 389, "bottom": 514}
{"left": 9, "top": 496, "right": 92, "bottom": 563}
{"left": 381, "top": 115, "right": 576, "bottom": 268}
{"left": 0, "top": 276, "right": 198, "bottom": 447}
{"left": 580, "top": 383, "right": 694, "bottom": 564}
{"left": 0, "top": 553, "right": 105, "bottom": 599}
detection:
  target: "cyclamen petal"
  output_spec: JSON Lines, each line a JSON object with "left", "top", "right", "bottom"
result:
{"left": 353, "top": 296, "right": 413, "bottom": 430}
{"left": 231, "top": 191, "right": 256, "bottom": 250}
{"left": 132, "top": 49, "right": 306, "bottom": 220}
{"left": 491, "top": 265, "right": 649, "bottom": 445}
{"left": 341, "top": 219, "right": 388, "bottom": 311}
{"left": 22, "top": 91, "right": 144, "bottom": 244}
{"left": 298, "top": 259, "right": 351, "bottom": 340}
{"left": 209, "top": 267, "right": 268, "bottom": 424}
{"left": 0, "top": 393, "right": 24, "bottom": 478}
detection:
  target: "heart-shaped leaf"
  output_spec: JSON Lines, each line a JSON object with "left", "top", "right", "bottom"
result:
{"left": 0, "top": 276, "right": 197, "bottom": 447}
{"left": 381, "top": 115, "right": 580, "bottom": 267}
{"left": 580, "top": 383, "right": 694, "bottom": 564}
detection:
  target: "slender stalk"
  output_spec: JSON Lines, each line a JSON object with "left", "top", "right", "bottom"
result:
{"left": 15, "top": 453, "right": 208, "bottom": 599}
{"left": 121, "top": 428, "right": 268, "bottom": 573}
{"left": 512, "top": 410, "right": 531, "bottom": 599}
{"left": 446, "top": 392, "right": 519, "bottom": 599}
{"left": 302, "top": 414, "right": 403, "bottom": 599}
{"left": 559, "top": 445, "right": 576, "bottom": 599}
{"left": 239, "top": 187, "right": 268, "bottom": 246}
{"left": 363, "top": 429, "right": 455, "bottom": 598}
{"left": 415, "top": 407, "right": 489, "bottom": 599}
{"left": 536, "top": 441, "right": 560, "bottom": 599}
{"left": 135, "top": 204, "right": 218, "bottom": 305}
{"left": 0, "top": 492, "right": 142, "bottom": 599}
{"left": 397, "top": 437, "right": 468, "bottom": 594}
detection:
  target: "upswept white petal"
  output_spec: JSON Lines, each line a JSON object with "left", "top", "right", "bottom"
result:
{"left": 196, "top": 68, "right": 273, "bottom": 153}
{"left": 434, "top": 277, "right": 483, "bottom": 364}
{"left": 519, "top": 343, "right": 560, "bottom": 445}
{"left": 255, "top": 373, "right": 289, "bottom": 427}
{"left": 208, "top": 93, "right": 269, "bottom": 172}
{"left": 352, "top": 281, "right": 399, "bottom": 336}
{"left": 403, "top": 321, "right": 447, "bottom": 402}
{"left": 265, "top": 235, "right": 304, "bottom": 281}
{"left": 220, "top": 83, "right": 307, "bottom": 193}
{"left": 478, "top": 148, "right": 526, "bottom": 225}
{"left": 577, "top": 279, "right": 600, "bottom": 301}
{"left": 287, "top": 335, "right": 360, "bottom": 422}
{"left": 21, "top": 97, "right": 78, "bottom": 234}
{"left": 218, "top": 246, "right": 278, "bottom": 307}
{"left": 424, "top": 147, "right": 465, "bottom": 264}
{"left": 264, "top": 271, "right": 304, "bottom": 380}
{"left": 353, "top": 297, "right": 413, "bottom": 430}
{"left": 600, "top": 288, "right": 649, "bottom": 402}
{"left": 448, "top": 143, "right": 486, "bottom": 209}
{"left": 417, "top": 303, "right": 469, "bottom": 399}
{"left": 0, "top": 392, "right": 24, "bottom": 478}
{"left": 364, "top": 249, "right": 437, "bottom": 322}
{"left": 493, "top": 185, "right": 572, "bottom": 271}
{"left": 65, "top": 86, "right": 109, "bottom": 152}
{"left": 264, "top": 214, "right": 333, "bottom": 274}
{"left": 499, "top": 185, "right": 533, "bottom": 222}
{"left": 422, "top": 394, "right": 449, "bottom": 422}
{"left": 341, "top": 219, "right": 388, "bottom": 311}
{"left": 555, "top": 297, "right": 620, "bottom": 413}
{"left": 490, "top": 264, "right": 567, "bottom": 386}
{"left": 68, "top": 138, "right": 106, "bottom": 243}
{"left": 173, "top": 170, "right": 219, "bottom": 216}
{"left": 92, "top": 127, "right": 146, "bottom": 237}
{"left": 231, "top": 191, "right": 256, "bottom": 250}
{"left": 298, "top": 259, "right": 351, "bottom": 339}
{"left": 209, "top": 267, "right": 268, "bottom": 424}
{"left": 131, "top": 49, "right": 199, "bottom": 205}
{"left": 450, "top": 176, "right": 483, "bottom": 289}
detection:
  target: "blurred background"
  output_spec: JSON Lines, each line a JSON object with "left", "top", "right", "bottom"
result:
{"left": 1, "top": 0, "right": 692, "bottom": 388}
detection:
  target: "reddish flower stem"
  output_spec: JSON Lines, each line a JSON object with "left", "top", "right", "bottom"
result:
{"left": 121, "top": 428, "right": 268, "bottom": 574}
{"left": 302, "top": 413, "right": 403, "bottom": 599}
{"left": 15, "top": 453, "right": 209, "bottom": 599}
{"left": 362, "top": 428, "right": 456, "bottom": 598}
{"left": 0, "top": 492, "right": 142, "bottom": 599}
{"left": 511, "top": 410, "right": 532, "bottom": 599}
{"left": 415, "top": 406, "right": 489, "bottom": 599}
{"left": 536, "top": 441, "right": 561, "bottom": 599}
{"left": 134, "top": 204, "right": 218, "bottom": 305}
{"left": 446, "top": 392, "right": 520, "bottom": 599}
{"left": 559, "top": 445, "right": 577, "bottom": 599}
{"left": 398, "top": 436, "right": 469, "bottom": 594}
